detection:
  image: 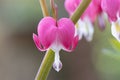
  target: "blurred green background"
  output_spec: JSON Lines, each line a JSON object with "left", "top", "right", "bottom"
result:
{"left": 0, "top": 0, "right": 120, "bottom": 80}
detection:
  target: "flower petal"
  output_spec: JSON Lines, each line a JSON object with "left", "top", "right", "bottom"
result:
{"left": 81, "top": 2, "right": 99, "bottom": 22}
{"left": 84, "top": 17, "right": 94, "bottom": 42}
{"left": 63, "top": 36, "right": 79, "bottom": 52}
{"left": 98, "top": 13, "right": 106, "bottom": 31}
{"left": 53, "top": 51, "right": 62, "bottom": 72}
{"left": 37, "top": 17, "right": 57, "bottom": 49}
{"left": 77, "top": 18, "right": 94, "bottom": 42}
{"left": 111, "top": 18, "right": 120, "bottom": 42}
{"left": 33, "top": 33, "right": 47, "bottom": 51}
{"left": 57, "top": 18, "right": 75, "bottom": 49}
{"left": 64, "top": 0, "right": 81, "bottom": 15}
{"left": 101, "top": 0, "right": 120, "bottom": 21}
{"left": 76, "top": 19, "right": 85, "bottom": 40}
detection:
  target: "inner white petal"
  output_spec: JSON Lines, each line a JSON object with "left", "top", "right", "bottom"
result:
{"left": 76, "top": 17, "right": 94, "bottom": 42}
{"left": 50, "top": 36, "right": 63, "bottom": 72}
{"left": 84, "top": 17, "right": 94, "bottom": 42}
{"left": 76, "top": 19, "right": 86, "bottom": 40}
{"left": 111, "top": 17, "right": 120, "bottom": 42}
{"left": 53, "top": 51, "right": 62, "bottom": 72}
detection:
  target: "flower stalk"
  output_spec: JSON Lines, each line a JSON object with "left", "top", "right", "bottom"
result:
{"left": 39, "top": 0, "right": 49, "bottom": 17}
{"left": 50, "top": 0, "right": 58, "bottom": 20}
{"left": 35, "top": 0, "right": 92, "bottom": 80}
{"left": 70, "top": 0, "right": 91, "bottom": 24}
{"left": 35, "top": 49, "right": 54, "bottom": 80}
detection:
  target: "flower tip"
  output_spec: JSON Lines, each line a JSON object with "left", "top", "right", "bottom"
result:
{"left": 33, "top": 33, "right": 47, "bottom": 51}
{"left": 53, "top": 60, "right": 62, "bottom": 72}
{"left": 111, "top": 21, "right": 120, "bottom": 42}
{"left": 33, "top": 33, "right": 36, "bottom": 38}
{"left": 33, "top": 33, "right": 38, "bottom": 44}
{"left": 33, "top": 33, "right": 38, "bottom": 41}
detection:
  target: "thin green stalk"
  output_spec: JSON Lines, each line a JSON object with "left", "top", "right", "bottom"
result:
{"left": 39, "top": 0, "right": 49, "bottom": 17}
{"left": 50, "top": 0, "right": 58, "bottom": 20}
{"left": 36, "top": 0, "right": 91, "bottom": 80}
{"left": 70, "top": 0, "right": 91, "bottom": 24}
{"left": 35, "top": 49, "right": 54, "bottom": 80}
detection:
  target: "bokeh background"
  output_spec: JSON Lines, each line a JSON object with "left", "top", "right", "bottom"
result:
{"left": 0, "top": 0, "right": 120, "bottom": 80}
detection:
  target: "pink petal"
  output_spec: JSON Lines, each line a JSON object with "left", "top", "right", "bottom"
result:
{"left": 64, "top": 0, "right": 81, "bottom": 15}
{"left": 37, "top": 17, "right": 57, "bottom": 49}
{"left": 93, "top": 0, "right": 102, "bottom": 6}
{"left": 81, "top": 1, "right": 101, "bottom": 22}
{"left": 57, "top": 18, "right": 75, "bottom": 50}
{"left": 63, "top": 36, "right": 79, "bottom": 52}
{"left": 33, "top": 33, "right": 47, "bottom": 51}
{"left": 101, "top": 0, "right": 120, "bottom": 21}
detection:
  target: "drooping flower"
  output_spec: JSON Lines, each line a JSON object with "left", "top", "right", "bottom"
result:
{"left": 33, "top": 17, "right": 78, "bottom": 72}
{"left": 64, "top": 0, "right": 102, "bottom": 41}
{"left": 101, "top": 0, "right": 120, "bottom": 42}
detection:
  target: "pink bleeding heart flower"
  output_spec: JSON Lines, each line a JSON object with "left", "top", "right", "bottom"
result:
{"left": 101, "top": 0, "right": 120, "bottom": 42}
{"left": 33, "top": 17, "right": 78, "bottom": 72}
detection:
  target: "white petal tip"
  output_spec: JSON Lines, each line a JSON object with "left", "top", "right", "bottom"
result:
{"left": 76, "top": 18, "right": 94, "bottom": 42}
{"left": 111, "top": 19, "right": 120, "bottom": 42}
{"left": 53, "top": 61, "right": 62, "bottom": 72}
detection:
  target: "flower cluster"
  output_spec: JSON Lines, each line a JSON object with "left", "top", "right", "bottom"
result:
{"left": 33, "top": 0, "right": 120, "bottom": 72}
{"left": 65, "top": 0, "right": 101, "bottom": 41}
{"left": 65, "top": 0, "right": 120, "bottom": 42}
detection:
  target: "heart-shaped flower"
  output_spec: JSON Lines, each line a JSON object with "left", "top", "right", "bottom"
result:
{"left": 33, "top": 17, "right": 78, "bottom": 72}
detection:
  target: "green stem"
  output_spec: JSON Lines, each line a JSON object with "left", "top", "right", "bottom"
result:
{"left": 36, "top": 0, "right": 92, "bottom": 80}
{"left": 70, "top": 0, "right": 91, "bottom": 24}
{"left": 35, "top": 49, "right": 54, "bottom": 80}
{"left": 50, "top": 0, "right": 58, "bottom": 20}
{"left": 39, "top": 0, "right": 49, "bottom": 17}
